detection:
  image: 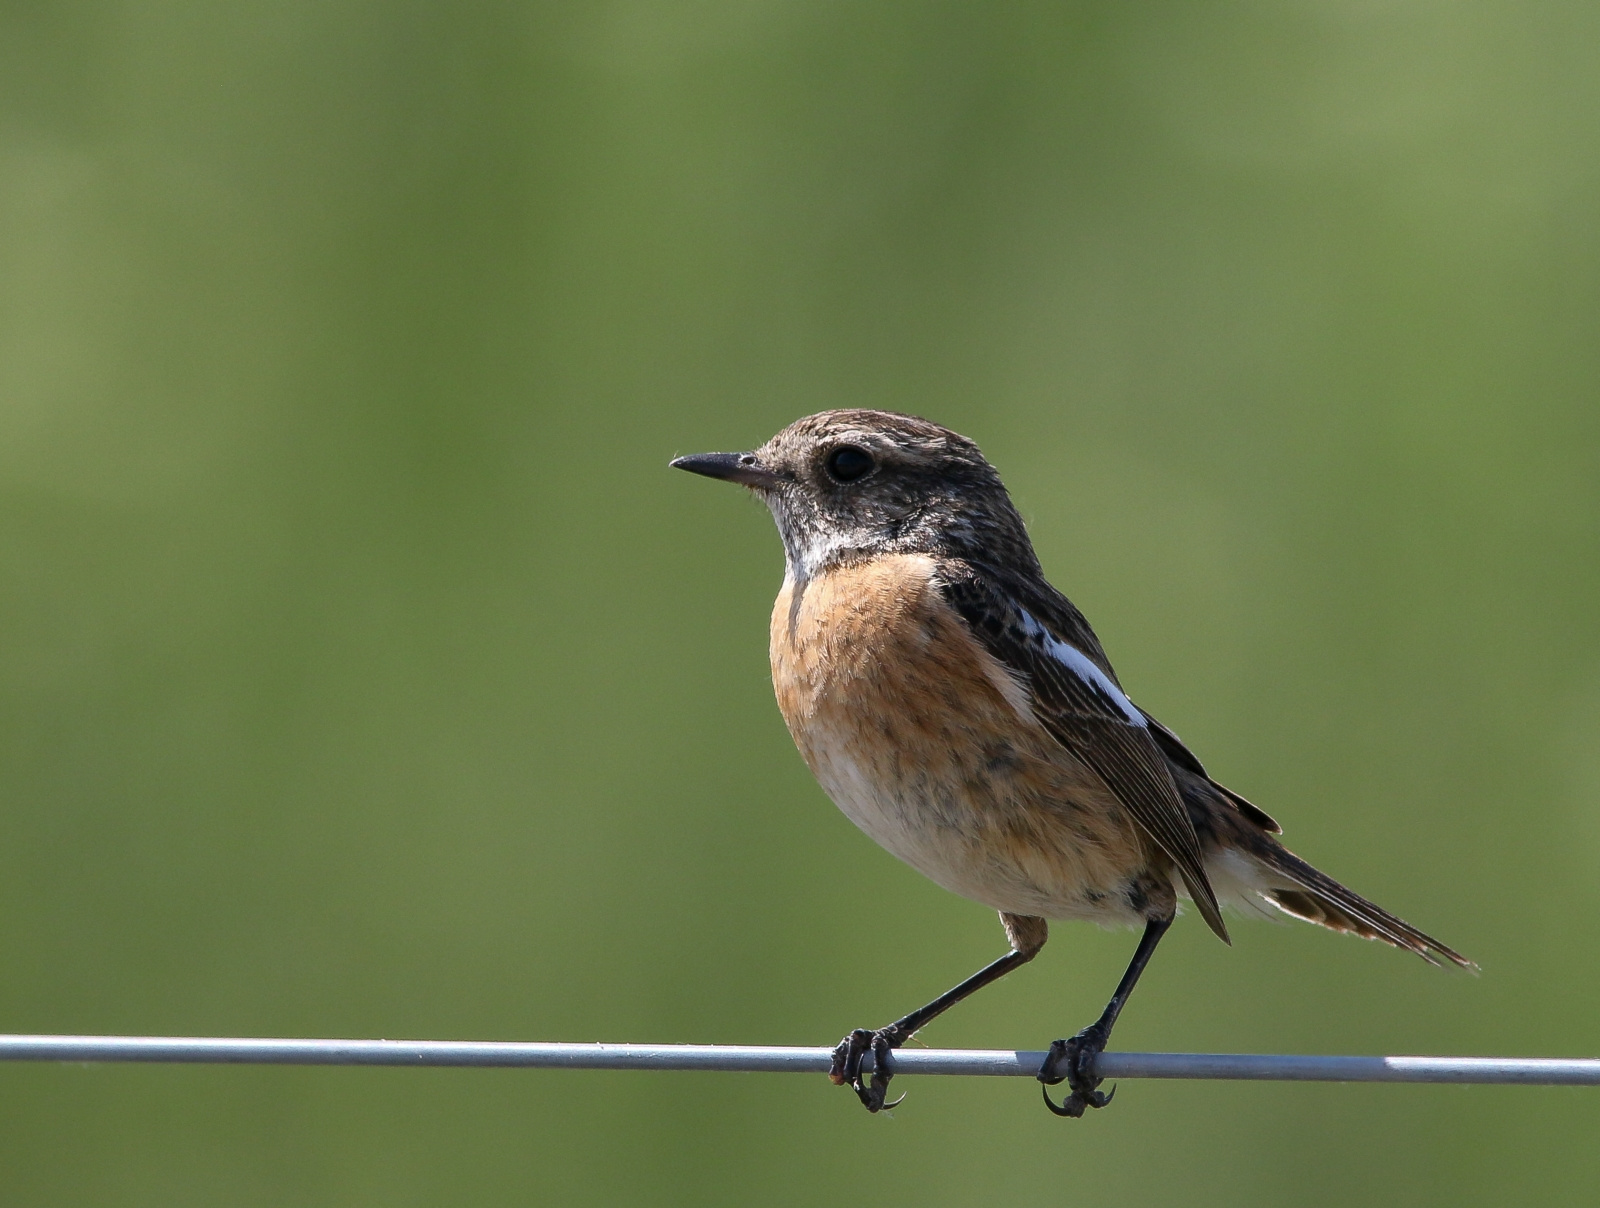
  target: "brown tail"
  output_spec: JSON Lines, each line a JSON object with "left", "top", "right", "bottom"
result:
{"left": 1251, "top": 840, "right": 1475, "bottom": 970}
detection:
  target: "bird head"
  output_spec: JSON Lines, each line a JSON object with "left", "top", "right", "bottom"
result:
{"left": 672, "top": 409, "right": 1038, "bottom": 581}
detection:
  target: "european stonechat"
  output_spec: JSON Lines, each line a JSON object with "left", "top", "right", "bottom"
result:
{"left": 673, "top": 410, "right": 1470, "bottom": 1119}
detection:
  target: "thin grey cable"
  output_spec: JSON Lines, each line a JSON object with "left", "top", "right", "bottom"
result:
{"left": 1, "top": 1035, "right": 1595, "bottom": 1084}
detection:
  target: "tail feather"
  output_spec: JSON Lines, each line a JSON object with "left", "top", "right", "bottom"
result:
{"left": 1250, "top": 843, "right": 1475, "bottom": 971}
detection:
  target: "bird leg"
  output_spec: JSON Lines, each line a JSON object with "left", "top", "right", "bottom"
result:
{"left": 1038, "top": 915, "right": 1172, "bottom": 1118}
{"left": 832, "top": 913, "right": 1046, "bottom": 1112}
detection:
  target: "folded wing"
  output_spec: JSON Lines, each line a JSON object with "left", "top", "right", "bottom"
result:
{"left": 939, "top": 565, "right": 1230, "bottom": 942}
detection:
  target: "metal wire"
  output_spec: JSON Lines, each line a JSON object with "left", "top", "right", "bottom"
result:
{"left": 1, "top": 1035, "right": 1597, "bottom": 1084}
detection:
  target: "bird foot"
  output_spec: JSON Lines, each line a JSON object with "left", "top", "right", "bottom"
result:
{"left": 829, "top": 1027, "right": 907, "bottom": 1112}
{"left": 1037, "top": 1025, "right": 1115, "bottom": 1118}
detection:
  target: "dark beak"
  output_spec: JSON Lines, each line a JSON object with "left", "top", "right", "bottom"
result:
{"left": 670, "top": 451, "right": 783, "bottom": 489}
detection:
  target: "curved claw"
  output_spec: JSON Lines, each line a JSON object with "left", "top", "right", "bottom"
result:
{"left": 1041, "top": 1083, "right": 1077, "bottom": 1117}
{"left": 829, "top": 1027, "right": 903, "bottom": 1113}
{"left": 1037, "top": 1026, "right": 1114, "bottom": 1119}
{"left": 1041, "top": 1082, "right": 1115, "bottom": 1118}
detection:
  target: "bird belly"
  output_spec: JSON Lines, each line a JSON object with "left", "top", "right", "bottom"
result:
{"left": 770, "top": 555, "right": 1154, "bottom": 925}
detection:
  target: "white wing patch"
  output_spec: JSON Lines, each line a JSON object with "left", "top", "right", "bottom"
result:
{"left": 1018, "top": 610, "right": 1147, "bottom": 727}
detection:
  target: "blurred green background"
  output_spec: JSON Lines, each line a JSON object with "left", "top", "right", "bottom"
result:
{"left": 2, "top": 2, "right": 1598, "bottom": 1204}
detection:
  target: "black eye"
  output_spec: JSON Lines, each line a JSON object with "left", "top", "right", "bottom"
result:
{"left": 825, "top": 445, "right": 875, "bottom": 483}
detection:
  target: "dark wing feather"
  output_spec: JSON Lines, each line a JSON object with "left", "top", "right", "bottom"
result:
{"left": 940, "top": 567, "right": 1230, "bottom": 942}
{"left": 1140, "top": 709, "right": 1282, "bottom": 834}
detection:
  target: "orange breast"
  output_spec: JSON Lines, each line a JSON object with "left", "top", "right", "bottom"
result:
{"left": 768, "top": 554, "right": 1152, "bottom": 922}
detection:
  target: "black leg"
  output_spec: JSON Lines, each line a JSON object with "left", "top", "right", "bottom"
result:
{"left": 1038, "top": 915, "right": 1172, "bottom": 1118}
{"left": 832, "top": 945, "right": 1038, "bottom": 1112}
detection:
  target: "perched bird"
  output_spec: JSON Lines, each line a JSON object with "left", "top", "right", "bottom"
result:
{"left": 672, "top": 410, "right": 1471, "bottom": 1118}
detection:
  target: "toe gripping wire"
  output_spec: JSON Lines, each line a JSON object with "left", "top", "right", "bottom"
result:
{"left": 830, "top": 942, "right": 1041, "bottom": 1112}
{"left": 1038, "top": 916, "right": 1170, "bottom": 1118}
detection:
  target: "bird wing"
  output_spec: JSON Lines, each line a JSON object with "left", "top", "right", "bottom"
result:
{"left": 939, "top": 566, "right": 1230, "bottom": 942}
{"left": 1139, "top": 707, "right": 1282, "bottom": 835}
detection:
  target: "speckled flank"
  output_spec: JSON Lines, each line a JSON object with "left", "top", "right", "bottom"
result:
{"left": 770, "top": 552, "right": 1172, "bottom": 926}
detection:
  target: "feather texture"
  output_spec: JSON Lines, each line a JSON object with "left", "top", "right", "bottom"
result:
{"left": 1248, "top": 842, "right": 1475, "bottom": 969}
{"left": 939, "top": 564, "right": 1230, "bottom": 943}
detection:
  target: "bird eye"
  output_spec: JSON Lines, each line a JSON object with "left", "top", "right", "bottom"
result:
{"left": 825, "top": 445, "right": 875, "bottom": 483}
